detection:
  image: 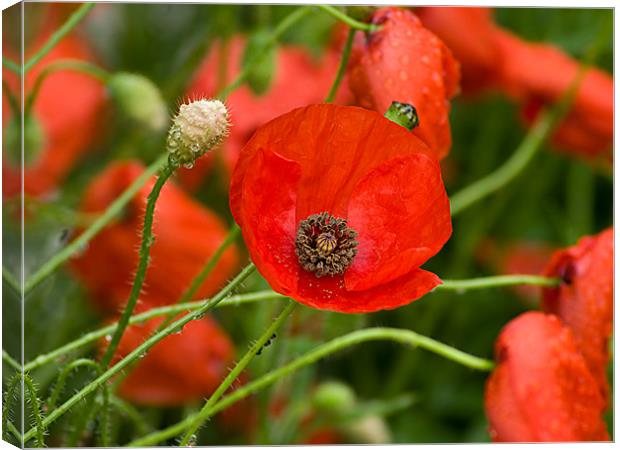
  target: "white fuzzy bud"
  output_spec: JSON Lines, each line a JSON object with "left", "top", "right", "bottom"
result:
{"left": 166, "top": 98, "right": 229, "bottom": 169}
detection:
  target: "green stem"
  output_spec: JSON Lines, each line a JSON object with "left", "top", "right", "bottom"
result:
{"left": 23, "top": 3, "right": 96, "bottom": 73}
{"left": 110, "top": 396, "right": 150, "bottom": 436}
{"left": 155, "top": 224, "right": 241, "bottom": 332}
{"left": 25, "top": 59, "right": 110, "bottom": 117}
{"left": 23, "top": 290, "right": 283, "bottom": 372}
{"left": 437, "top": 275, "right": 560, "bottom": 291}
{"left": 316, "top": 5, "right": 379, "bottom": 31}
{"left": 130, "top": 326, "right": 492, "bottom": 446}
{"left": 2, "top": 81, "right": 20, "bottom": 117}
{"left": 7, "top": 421, "right": 21, "bottom": 444}
{"left": 325, "top": 27, "right": 355, "bottom": 103}
{"left": 23, "top": 375, "right": 45, "bottom": 448}
{"left": 2, "top": 350, "right": 21, "bottom": 372}
{"left": 2, "top": 374, "right": 21, "bottom": 442}
{"left": 46, "top": 359, "right": 99, "bottom": 411}
{"left": 450, "top": 57, "right": 591, "bottom": 217}
{"left": 3, "top": 57, "right": 21, "bottom": 74}
{"left": 179, "top": 301, "right": 297, "bottom": 445}
{"left": 218, "top": 6, "right": 311, "bottom": 99}
{"left": 21, "top": 264, "right": 256, "bottom": 443}
{"left": 23, "top": 153, "right": 168, "bottom": 295}
{"left": 3, "top": 267, "right": 21, "bottom": 296}
{"left": 99, "top": 161, "right": 176, "bottom": 368}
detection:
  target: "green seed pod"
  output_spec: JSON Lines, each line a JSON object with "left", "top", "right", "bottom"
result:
{"left": 108, "top": 72, "right": 167, "bottom": 132}
{"left": 242, "top": 30, "right": 277, "bottom": 96}
{"left": 312, "top": 381, "right": 357, "bottom": 416}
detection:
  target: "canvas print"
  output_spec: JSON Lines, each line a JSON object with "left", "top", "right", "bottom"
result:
{"left": 1, "top": 2, "right": 613, "bottom": 447}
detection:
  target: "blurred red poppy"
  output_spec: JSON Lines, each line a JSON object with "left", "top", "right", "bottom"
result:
{"left": 485, "top": 312, "right": 609, "bottom": 442}
{"left": 71, "top": 161, "right": 239, "bottom": 312}
{"left": 348, "top": 7, "right": 460, "bottom": 159}
{"left": 107, "top": 312, "right": 234, "bottom": 406}
{"left": 494, "top": 28, "right": 613, "bottom": 162}
{"left": 542, "top": 227, "right": 613, "bottom": 404}
{"left": 230, "top": 104, "right": 451, "bottom": 313}
{"left": 178, "top": 36, "right": 352, "bottom": 191}
{"left": 417, "top": 7, "right": 499, "bottom": 96}
{"left": 3, "top": 28, "right": 106, "bottom": 198}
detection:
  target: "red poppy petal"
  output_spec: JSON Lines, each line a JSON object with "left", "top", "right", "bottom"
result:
{"left": 239, "top": 148, "right": 300, "bottom": 295}
{"left": 292, "top": 266, "right": 440, "bottom": 314}
{"left": 345, "top": 154, "right": 451, "bottom": 291}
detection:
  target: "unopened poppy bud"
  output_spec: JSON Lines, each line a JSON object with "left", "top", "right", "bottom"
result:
{"left": 312, "top": 381, "right": 356, "bottom": 416}
{"left": 108, "top": 72, "right": 167, "bottom": 132}
{"left": 166, "top": 98, "right": 230, "bottom": 169}
{"left": 384, "top": 101, "right": 420, "bottom": 131}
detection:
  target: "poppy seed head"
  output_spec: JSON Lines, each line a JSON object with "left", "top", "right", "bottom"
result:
{"left": 166, "top": 98, "right": 230, "bottom": 168}
{"left": 295, "top": 212, "right": 358, "bottom": 277}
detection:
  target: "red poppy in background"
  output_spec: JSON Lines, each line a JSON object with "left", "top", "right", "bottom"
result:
{"left": 542, "top": 227, "right": 613, "bottom": 405}
{"left": 417, "top": 7, "right": 499, "bottom": 96}
{"left": 178, "top": 36, "right": 352, "bottom": 191}
{"left": 348, "top": 7, "right": 460, "bottom": 160}
{"left": 71, "top": 161, "right": 239, "bottom": 312}
{"left": 107, "top": 312, "right": 234, "bottom": 406}
{"left": 230, "top": 104, "right": 451, "bottom": 313}
{"left": 494, "top": 28, "right": 613, "bottom": 162}
{"left": 2, "top": 28, "right": 106, "bottom": 198}
{"left": 485, "top": 312, "right": 609, "bottom": 442}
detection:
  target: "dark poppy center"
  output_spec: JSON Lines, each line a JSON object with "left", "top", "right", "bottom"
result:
{"left": 295, "top": 212, "right": 358, "bottom": 278}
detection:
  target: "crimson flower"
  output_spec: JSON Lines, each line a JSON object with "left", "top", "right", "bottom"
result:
{"left": 106, "top": 312, "right": 234, "bottom": 406}
{"left": 230, "top": 104, "right": 451, "bottom": 313}
{"left": 485, "top": 312, "right": 609, "bottom": 442}
{"left": 178, "top": 36, "right": 352, "bottom": 191}
{"left": 71, "top": 161, "right": 239, "bottom": 312}
{"left": 348, "top": 7, "right": 460, "bottom": 160}
{"left": 417, "top": 7, "right": 499, "bottom": 96}
{"left": 494, "top": 29, "right": 613, "bottom": 162}
{"left": 3, "top": 28, "right": 105, "bottom": 198}
{"left": 542, "top": 227, "right": 613, "bottom": 405}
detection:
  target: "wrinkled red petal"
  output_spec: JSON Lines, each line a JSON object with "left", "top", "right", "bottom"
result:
{"left": 485, "top": 312, "right": 609, "bottom": 442}
{"left": 238, "top": 148, "right": 300, "bottom": 296}
{"left": 345, "top": 154, "right": 451, "bottom": 290}
{"left": 109, "top": 312, "right": 234, "bottom": 406}
{"left": 348, "top": 7, "right": 460, "bottom": 159}
{"left": 542, "top": 228, "right": 613, "bottom": 405}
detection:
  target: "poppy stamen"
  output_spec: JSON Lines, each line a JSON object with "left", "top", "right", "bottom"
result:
{"left": 295, "top": 212, "right": 358, "bottom": 277}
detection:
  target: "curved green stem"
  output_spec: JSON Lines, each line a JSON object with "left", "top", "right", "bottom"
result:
{"left": 46, "top": 359, "right": 99, "bottom": 411}
{"left": 23, "top": 289, "right": 283, "bottom": 372}
{"left": 99, "top": 160, "right": 176, "bottom": 368}
{"left": 2, "top": 81, "right": 20, "bottom": 117}
{"left": 130, "top": 326, "right": 492, "bottom": 446}
{"left": 437, "top": 275, "right": 560, "bottom": 291}
{"left": 25, "top": 59, "right": 110, "bottom": 117}
{"left": 2, "top": 374, "right": 21, "bottom": 442}
{"left": 179, "top": 300, "right": 297, "bottom": 445}
{"left": 316, "top": 5, "right": 378, "bottom": 31}
{"left": 23, "top": 375, "right": 45, "bottom": 448}
{"left": 110, "top": 396, "right": 151, "bottom": 436}
{"left": 3, "top": 267, "right": 21, "bottom": 296}
{"left": 2, "top": 350, "right": 21, "bottom": 372}
{"left": 23, "top": 3, "right": 96, "bottom": 73}
{"left": 7, "top": 421, "right": 21, "bottom": 443}
{"left": 3, "top": 57, "right": 21, "bottom": 74}
{"left": 218, "top": 6, "right": 311, "bottom": 99}
{"left": 325, "top": 27, "right": 355, "bottom": 103}
{"left": 23, "top": 153, "right": 168, "bottom": 295}
{"left": 21, "top": 264, "right": 256, "bottom": 444}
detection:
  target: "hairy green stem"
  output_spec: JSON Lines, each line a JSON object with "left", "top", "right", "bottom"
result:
{"left": 25, "top": 59, "right": 110, "bottom": 117}
{"left": 2, "top": 374, "right": 21, "bottom": 442}
{"left": 450, "top": 47, "right": 594, "bottom": 217}
{"left": 23, "top": 153, "right": 168, "bottom": 295}
{"left": 437, "top": 275, "right": 560, "bottom": 291}
{"left": 325, "top": 27, "right": 355, "bottom": 103}
{"left": 130, "top": 326, "right": 492, "bottom": 446}
{"left": 21, "top": 264, "right": 256, "bottom": 443}
{"left": 46, "top": 359, "right": 99, "bottom": 411}
{"left": 7, "top": 421, "right": 21, "bottom": 443}
{"left": 218, "top": 6, "right": 311, "bottom": 99}
{"left": 23, "top": 375, "right": 45, "bottom": 447}
{"left": 24, "top": 3, "right": 96, "bottom": 73}
{"left": 24, "top": 290, "right": 282, "bottom": 372}
{"left": 99, "top": 161, "right": 176, "bottom": 368}
{"left": 179, "top": 301, "right": 297, "bottom": 445}
{"left": 316, "top": 5, "right": 379, "bottom": 31}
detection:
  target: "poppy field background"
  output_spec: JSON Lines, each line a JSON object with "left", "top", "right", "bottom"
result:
{"left": 2, "top": 3, "right": 614, "bottom": 446}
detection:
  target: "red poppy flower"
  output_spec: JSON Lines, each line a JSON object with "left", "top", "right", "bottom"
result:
{"left": 347, "top": 7, "right": 460, "bottom": 160}
{"left": 230, "top": 104, "right": 451, "bottom": 313}
{"left": 106, "top": 312, "right": 234, "bottom": 406}
{"left": 71, "top": 161, "right": 239, "bottom": 312}
{"left": 493, "top": 28, "right": 613, "bottom": 161}
{"left": 417, "top": 7, "right": 499, "bottom": 96}
{"left": 485, "top": 312, "right": 609, "bottom": 442}
{"left": 178, "top": 36, "right": 352, "bottom": 191}
{"left": 542, "top": 228, "right": 613, "bottom": 404}
{"left": 3, "top": 28, "right": 106, "bottom": 198}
